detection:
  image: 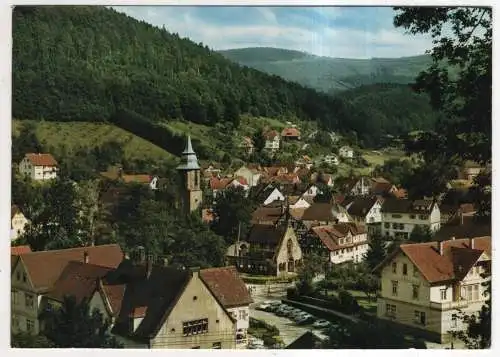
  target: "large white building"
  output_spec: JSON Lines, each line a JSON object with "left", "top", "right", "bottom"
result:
{"left": 374, "top": 236, "right": 491, "bottom": 344}
{"left": 18, "top": 153, "right": 58, "bottom": 181}
{"left": 381, "top": 199, "right": 441, "bottom": 240}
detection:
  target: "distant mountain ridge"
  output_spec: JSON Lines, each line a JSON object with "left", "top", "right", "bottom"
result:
{"left": 219, "top": 47, "right": 432, "bottom": 92}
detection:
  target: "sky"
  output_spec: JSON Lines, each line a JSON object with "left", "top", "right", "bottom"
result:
{"left": 112, "top": 6, "right": 434, "bottom": 59}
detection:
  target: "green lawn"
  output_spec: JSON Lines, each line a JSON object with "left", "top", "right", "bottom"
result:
{"left": 12, "top": 119, "right": 176, "bottom": 162}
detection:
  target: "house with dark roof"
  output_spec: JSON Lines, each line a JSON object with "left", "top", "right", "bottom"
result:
{"left": 106, "top": 262, "right": 249, "bottom": 349}
{"left": 381, "top": 198, "right": 441, "bottom": 240}
{"left": 344, "top": 196, "right": 383, "bottom": 235}
{"left": 227, "top": 220, "right": 303, "bottom": 277}
{"left": 434, "top": 210, "right": 490, "bottom": 242}
{"left": 19, "top": 153, "right": 59, "bottom": 181}
{"left": 374, "top": 236, "right": 491, "bottom": 344}
{"left": 100, "top": 166, "right": 161, "bottom": 190}
{"left": 11, "top": 205, "right": 29, "bottom": 241}
{"left": 302, "top": 223, "right": 368, "bottom": 265}
{"left": 370, "top": 177, "right": 398, "bottom": 197}
{"left": 300, "top": 202, "right": 351, "bottom": 228}
{"left": 11, "top": 244, "right": 123, "bottom": 335}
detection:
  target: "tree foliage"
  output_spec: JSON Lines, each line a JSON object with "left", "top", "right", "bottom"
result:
{"left": 363, "top": 231, "right": 387, "bottom": 271}
{"left": 41, "top": 296, "right": 122, "bottom": 348}
{"left": 409, "top": 225, "right": 434, "bottom": 243}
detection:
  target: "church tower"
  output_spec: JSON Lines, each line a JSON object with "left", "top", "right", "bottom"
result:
{"left": 176, "top": 135, "right": 202, "bottom": 214}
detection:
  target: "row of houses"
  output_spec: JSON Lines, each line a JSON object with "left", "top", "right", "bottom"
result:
{"left": 11, "top": 244, "right": 253, "bottom": 349}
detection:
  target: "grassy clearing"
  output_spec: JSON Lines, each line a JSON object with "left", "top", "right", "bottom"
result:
{"left": 361, "top": 148, "right": 406, "bottom": 167}
{"left": 12, "top": 119, "right": 176, "bottom": 162}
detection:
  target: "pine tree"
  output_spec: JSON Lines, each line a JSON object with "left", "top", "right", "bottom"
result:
{"left": 364, "top": 231, "right": 387, "bottom": 271}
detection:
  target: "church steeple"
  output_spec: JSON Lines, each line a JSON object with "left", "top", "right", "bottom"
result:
{"left": 176, "top": 135, "right": 202, "bottom": 214}
{"left": 177, "top": 135, "right": 200, "bottom": 170}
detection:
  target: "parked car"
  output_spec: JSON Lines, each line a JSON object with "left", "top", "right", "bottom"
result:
{"left": 284, "top": 309, "right": 301, "bottom": 318}
{"left": 313, "top": 319, "right": 331, "bottom": 329}
{"left": 248, "top": 337, "right": 265, "bottom": 349}
{"left": 256, "top": 303, "right": 271, "bottom": 311}
{"left": 276, "top": 305, "right": 293, "bottom": 316}
{"left": 296, "top": 315, "right": 315, "bottom": 325}
{"left": 293, "top": 312, "right": 312, "bottom": 322}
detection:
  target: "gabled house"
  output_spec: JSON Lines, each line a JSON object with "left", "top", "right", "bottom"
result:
{"left": 338, "top": 146, "right": 354, "bottom": 159}
{"left": 289, "top": 196, "right": 313, "bottom": 209}
{"left": 11, "top": 244, "right": 123, "bottom": 335}
{"left": 370, "top": 177, "right": 398, "bottom": 197}
{"left": 381, "top": 199, "right": 441, "bottom": 240}
{"left": 311, "top": 172, "right": 334, "bottom": 187}
{"left": 434, "top": 210, "right": 491, "bottom": 242}
{"left": 200, "top": 267, "right": 253, "bottom": 348}
{"left": 281, "top": 127, "right": 301, "bottom": 141}
{"left": 109, "top": 262, "right": 237, "bottom": 349}
{"left": 301, "top": 184, "right": 323, "bottom": 199}
{"left": 321, "top": 154, "right": 339, "bottom": 166}
{"left": 234, "top": 165, "right": 262, "bottom": 187}
{"left": 227, "top": 222, "right": 303, "bottom": 277}
{"left": 239, "top": 137, "right": 254, "bottom": 155}
{"left": 374, "top": 236, "right": 491, "bottom": 344}
{"left": 295, "top": 155, "right": 313, "bottom": 169}
{"left": 344, "top": 196, "right": 383, "bottom": 235}
{"left": 263, "top": 130, "right": 280, "bottom": 152}
{"left": 262, "top": 166, "right": 288, "bottom": 177}
{"left": 11, "top": 205, "right": 29, "bottom": 241}
{"left": 302, "top": 223, "right": 369, "bottom": 265}
{"left": 438, "top": 203, "right": 475, "bottom": 225}
{"left": 100, "top": 166, "right": 160, "bottom": 190}
{"left": 261, "top": 187, "right": 286, "bottom": 206}
{"left": 300, "top": 202, "right": 351, "bottom": 228}
{"left": 19, "top": 153, "right": 58, "bottom": 181}
{"left": 457, "top": 161, "right": 484, "bottom": 181}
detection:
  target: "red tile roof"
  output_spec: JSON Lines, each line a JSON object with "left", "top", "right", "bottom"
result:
{"left": 122, "top": 174, "right": 152, "bottom": 184}
{"left": 281, "top": 127, "right": 301, "bottom": 137}
{"left": 11, "top": 245, "right": 32, "bottom": 255}
{"left": 264, "top": 130, "right": 279, "bottom": 140}
{"left": 16, "top": 244, "right": 123, "bottom": 292}
{"left": 46, "top": 261, "right": 113, "bottom": 304}
{"left": 209, "top": 177, "right": 231, "bottom": 190}
{"left": 24, "top": 153, "right": 58, "bottom": 167}
{"left": 376, "top": 236, "right": 491, "bottom": 283}
{"left": 232, "top": 176, "right": 249, "bottom": 186}
{"left": 200, "top": 266, "right": 253, "bottom": 308}
{"left": 311, "top": 223, "right": 366, "bottom": 251}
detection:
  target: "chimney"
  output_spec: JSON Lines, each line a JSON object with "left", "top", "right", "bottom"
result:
{"left": 470, "top": 238, "right": 475, "bottom": 249}
{"left": 438, "top": 241, "right": 444, "bottom": 256}
{"left": 83, "top": 250, "right": 89, "bottom": 264}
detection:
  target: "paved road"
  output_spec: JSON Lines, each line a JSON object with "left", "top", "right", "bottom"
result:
{"left": 249, "top": 289, "right": 328, "bottom": 346}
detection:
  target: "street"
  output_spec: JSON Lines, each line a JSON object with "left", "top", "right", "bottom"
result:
{"left": 249, "top": 287, "right": 328, "bottom": 346}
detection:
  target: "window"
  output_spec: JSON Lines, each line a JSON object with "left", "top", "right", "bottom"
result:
{"left": 392, "top": 214, "right": 402, "bottom": 219}
{"left": 414, "top": 311, "right": 426, "bottom": 325}
{"left": 413, "top": 265, "right": 419, "bottom": 277}
{"left": 26, "top": 319, "right": 35, "bottom": 333}
{"left": 384, "top": 223, "right": 389, "bottom": 228}
{"left": 403, "top": 264, "right": 408, "bottom": 276}
{"left": 212, "top": 342, "right": 222, "bottom": 349}
{"left": 410, "top": 214, "right": 416, "bottom": 219}
{"left": 473, "top": 284, "right": 479, "bottom": 300}
{"left": 392, "top": 223, "right": 398, "bottom": 229}
{"left": 11, "top": 290, "right": 18, "bottom": 305}
{"left": 391, "top": 280, "right": 398, "bottom": 296}
{"left": 440, "top": 289, "right": 447, "bottom": 301}
{"left": 385, "top": 304, "right": 396, "bottom": 318}
{"left": 392, "top": 262, "right": 397, "bottom": 274}
{"left": 23, "top": 273, "right": 27, "bottom": 283}
{"left": 182, "top": 318, "right": 208, "bottom": 336}
{"left": 16, "top": 272, "right": 20, "bottom": 281}
{"left": 412, "top": 285, "right": 419, "bottom": 300}
{"left": 419, "top": 215, "right": 428, "bottom": 220}
{"left": 239, "top": 310, "right": 248, "bottom": 320}
{"left": 25, "top": 293, "right": 34, "bottom": 309}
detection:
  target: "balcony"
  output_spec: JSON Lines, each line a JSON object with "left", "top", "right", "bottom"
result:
{"left": 430, "top": 300, "right": 469, "bottom": 311}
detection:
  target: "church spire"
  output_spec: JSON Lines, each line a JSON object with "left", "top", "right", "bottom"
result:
{"left": 177, "top": 135, "right": 200, "bottom": 170}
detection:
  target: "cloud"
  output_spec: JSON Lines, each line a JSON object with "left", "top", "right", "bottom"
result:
{"left": 112, "top": 6, "right": 434, "bottom": 58}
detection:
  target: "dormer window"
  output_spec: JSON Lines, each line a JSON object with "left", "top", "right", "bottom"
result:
{"left": 392, "top": 262, "right": 397, "bottom": 274}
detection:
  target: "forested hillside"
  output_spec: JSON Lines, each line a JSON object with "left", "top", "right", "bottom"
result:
{"left": 219, "top": 47, "right": 432, "bottom": 92}
{"left": 334, "top": 83, "right": 441, "bottom": 146}
{"left": 13, "top": 6, "right": 437, "bottom": 149}
{"left": 13, "top": 7, "right": 342, "bottom": 131}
